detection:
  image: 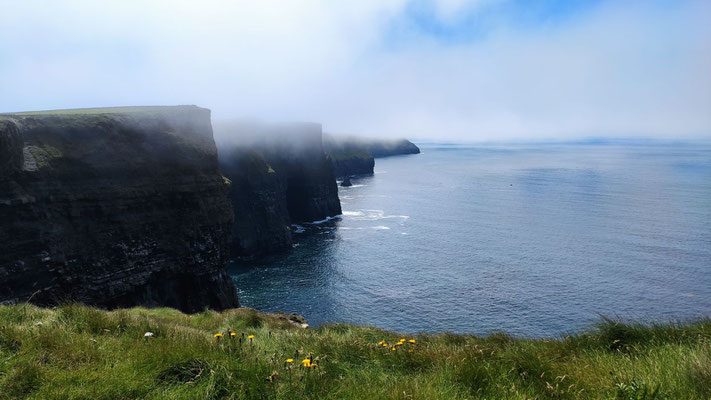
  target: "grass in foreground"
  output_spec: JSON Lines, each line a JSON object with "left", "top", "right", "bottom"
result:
{"left": 0, "top": 304, "right": 709, "bottom": 399}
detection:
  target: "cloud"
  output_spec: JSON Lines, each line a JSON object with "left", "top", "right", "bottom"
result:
{"left": 0, "top": 0, "right": 709, "bottom": 140}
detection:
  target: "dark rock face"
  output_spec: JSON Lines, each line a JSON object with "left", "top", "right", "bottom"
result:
{"left": 0, "top": 106, "right": 239, "bottom": 312}
{"left": 215, "top": 121, "right": 341, "bottom": 259}
{"left": 218, "top": 149, "right": 292, "bottom": 258}
{"left": 322, "top": 134, "right": 374, "bottom": 177}
{"left": 331, "top": 157, "right": 375, "bottom": 178}
{"left": 0, "top": 119, "right": 23, "bottom": 176}
{"left": 323, "top": 134, "right": 419, "bottom": 178}
{"left": 341, "top": 176, "right": 352, "bottom": 187}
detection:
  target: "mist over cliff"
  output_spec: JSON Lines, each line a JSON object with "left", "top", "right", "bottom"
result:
{"left": 213, "top": 120, "right": 341, "bottom": 259}
{"left": 0, "top": 107, "right": 238, "bottom": 312}
{"left": 323, "top": 133, "right": 420, "bottom": 177}
{"left": 2, "top": 1, "right": 709, "bottom": 141}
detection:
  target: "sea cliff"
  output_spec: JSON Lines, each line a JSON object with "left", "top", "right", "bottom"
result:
{"left": 0, "top": 106, "right": 239, "bottom": 312}
{"left": 323, "top": 134, "right": 420, "bottom": 178}
{"left": 215, "top": 121, "right": 341, "bottom": 259}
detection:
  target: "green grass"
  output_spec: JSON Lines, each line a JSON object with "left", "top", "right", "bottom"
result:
{"left": 0, "top": 304, "right": 708, "bottom": 399}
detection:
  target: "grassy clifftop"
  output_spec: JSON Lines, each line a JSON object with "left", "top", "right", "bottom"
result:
{"left": 0, "top": 304, "right": 709, "bottom": 399}
{"left": 0, "top": 105, "right": 203, "bottom": 117}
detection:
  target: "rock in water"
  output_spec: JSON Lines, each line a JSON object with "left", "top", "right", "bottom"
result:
{"left": 341, "top": 177, "right": 352, "bottom": 187}
{"left": 0, "top": 106, "right": 239, "bottom": 312}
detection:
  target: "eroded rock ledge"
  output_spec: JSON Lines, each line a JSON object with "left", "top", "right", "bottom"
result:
{"left": 0, "top": 106, "right": 239, "bottom": 312}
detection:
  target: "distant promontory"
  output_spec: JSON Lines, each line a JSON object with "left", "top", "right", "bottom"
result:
{"left": 323, "top": 134, "right": 420, "bottom": 178}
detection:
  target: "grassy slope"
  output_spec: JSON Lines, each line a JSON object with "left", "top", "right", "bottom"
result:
{"left": 0, "top": 304, "right": 708, "bottom": 400}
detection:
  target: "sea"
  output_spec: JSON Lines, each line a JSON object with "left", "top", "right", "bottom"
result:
{"left": 228, "top": 140, "right": 711, "bottom": 337}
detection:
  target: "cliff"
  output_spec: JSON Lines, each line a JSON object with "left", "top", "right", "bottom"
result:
{"left": 366, "top": 138, "right": 420, "bottom": 157}
{"left": 322, "top": 135, "right": 375, "bottom": 178}
{"left": 214, "top": 121, "right": 341, "bottom": 258}
{"left": 323, "top": 134, "right": 420, "bottom": 178}
{"left": 217, "top": 147, "right": 292, "bottom": 258}
{"left": 0, "top": 106, "right": 239, "bottom": 312}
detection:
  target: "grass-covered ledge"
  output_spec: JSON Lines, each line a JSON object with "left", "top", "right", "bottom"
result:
{"left": 0, "top": 303, "right": 709, "bottom": 399}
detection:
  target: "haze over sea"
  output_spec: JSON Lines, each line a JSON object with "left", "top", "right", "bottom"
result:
{"left": 230, "top": 141, "right": 711, "bottom": 337}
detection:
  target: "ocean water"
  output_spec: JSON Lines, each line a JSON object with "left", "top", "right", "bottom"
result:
{"left": 228, "top": 141, "right": 711, "bottom": 337}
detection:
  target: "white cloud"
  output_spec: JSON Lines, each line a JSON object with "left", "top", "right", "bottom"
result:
{"left": 0, "top": 0, "right": 709, "bottom": 140}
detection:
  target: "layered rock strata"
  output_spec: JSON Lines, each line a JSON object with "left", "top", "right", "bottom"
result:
{"left": 0, "top": 106, "right": 239, "bottom": 312}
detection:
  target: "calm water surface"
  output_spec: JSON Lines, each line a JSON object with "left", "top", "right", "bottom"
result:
{"left": 229, "top": 142, "right": 711, "bottom": 337}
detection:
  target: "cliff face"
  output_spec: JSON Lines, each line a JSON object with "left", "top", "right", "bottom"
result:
{"left": 322, "top": 135, "right": 375, "bottom": 178}
{"left": 366, "top": 138, "right": 420, "bottom": 157}
{"left": 0, "top": 106, "right": 239, "bottom": 312}
{"left": 215, "top": 121, "right": 342, "bottom": 258}
{"left": 218, "top": 148, "right": 292, "bottom": 258}
{"left": 323, "top": 135, "right": 420, "bottom": 178}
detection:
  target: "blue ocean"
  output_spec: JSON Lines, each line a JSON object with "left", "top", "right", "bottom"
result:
{"left": 229, "top": 141, "right": 711, "bottom": 337}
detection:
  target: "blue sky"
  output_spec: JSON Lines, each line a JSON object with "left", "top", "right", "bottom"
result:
{"left": 0, "top": 0, "right": 709, "bottom": 140}
{"left": 384, "top": 0, "right": 602, "bottom": 46}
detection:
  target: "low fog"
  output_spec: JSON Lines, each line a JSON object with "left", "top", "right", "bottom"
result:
{"left": 1, "top": 0, "right": 710, "bottom": 141}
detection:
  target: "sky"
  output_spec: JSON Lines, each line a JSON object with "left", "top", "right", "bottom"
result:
{"left": 1, "top": 0, "right": 709, "bottom": 141}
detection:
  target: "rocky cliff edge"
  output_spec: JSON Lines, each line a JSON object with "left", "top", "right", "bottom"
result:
{"left": 0, "top": 106, "right": 239, "bottom": 312}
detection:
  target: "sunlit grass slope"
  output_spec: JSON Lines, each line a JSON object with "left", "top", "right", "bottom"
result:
{"left": 0, "top": 304, "right": 709, "bottom": 399}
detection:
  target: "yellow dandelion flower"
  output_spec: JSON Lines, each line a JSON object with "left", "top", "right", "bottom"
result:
{"left": 286, "top": 358, "right": 294, "bottom": 363}
{"left": 400, "top": 338, "right": 406, "bottom": 342}
{"left": 377, "top": 340, "right": 385, "bottom": 345}
{"left": 408, "top": 339, "right": 416, "bottom": 343}
{"left": 230, "top": 332, "right": 237, "bottom": 337}
{"left": 382, "top": 343, "right": 388, "bottom": 347}
{"left": 248, "top": 335, "right": 255, "bottom": 340}
{"left": 391, "top": 347, "right": 397, "bottom": 351}
{"left": 301, "top": 359, "right": 311, "bottom": 367}
{"left": 214, "top": 333, "right": 223, "bottom": 339}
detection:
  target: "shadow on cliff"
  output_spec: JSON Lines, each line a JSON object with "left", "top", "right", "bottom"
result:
{"left": 0, "top": 106, "right": 239, "bottom": 312}
{"left": 213, "top": 120, "right": 342, "bottom": 260}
